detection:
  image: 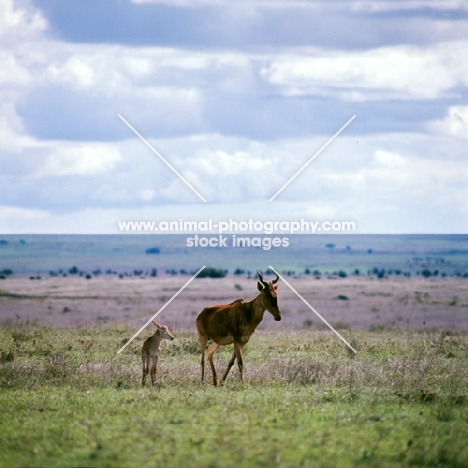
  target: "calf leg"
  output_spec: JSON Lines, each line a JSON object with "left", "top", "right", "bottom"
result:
{"left": 150, "top": 356, "right": 159, "bottom": 386}
{"left": 221, "top": 350, "right": 236, "bottom": 384}
{"left": 142, "top": 356, "right": 149, "bottom": 386}
{"left": 207, "top": 342, "right": 221, "bottom": 386}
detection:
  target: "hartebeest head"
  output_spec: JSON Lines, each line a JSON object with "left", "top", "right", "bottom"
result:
{"left": 256, "top": 270, "right": 282, "bottom": 321}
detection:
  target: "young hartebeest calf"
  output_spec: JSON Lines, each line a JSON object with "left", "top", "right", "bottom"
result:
{"left": 141, "top": 321, "right": 174, "bottom": 386}
{"left": 196, "top": 270, "right": 281, "bottom": 386}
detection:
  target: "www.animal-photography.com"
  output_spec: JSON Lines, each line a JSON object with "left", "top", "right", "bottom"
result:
{"left": 1, "top": 1, "right": 467, "bottom": 467}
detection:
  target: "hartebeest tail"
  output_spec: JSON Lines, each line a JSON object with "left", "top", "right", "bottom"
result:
{"left": 141, "top": 321, "right": 174, "bottom": 386}
{"left": 196, "top": 270, "right": 281, "bottom": 386}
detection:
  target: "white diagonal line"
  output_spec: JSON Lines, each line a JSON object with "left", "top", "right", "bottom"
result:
{"left": 268, "top": 266, "right": 357, "bottom": 353}
{"left": 268, "top": 115, "right": 356, "bottom": 202}
{"left": 118, "top": 114, "right": 207, "bottom": 203}
{"left": 117, "top": 266, "right": 206, "bottom": 354}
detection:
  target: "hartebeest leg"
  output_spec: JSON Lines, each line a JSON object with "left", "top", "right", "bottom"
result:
{"left": 221, "top": 350, "right": 236, "bottom": 384}
{"left": 234, "top": 341, "right": 244, "bottom": 382}
{"left": 207, "top": 342, "right": 221, "bottom": 386}
{"left": 198, "top": 334, "right": 208, "bottom": 383}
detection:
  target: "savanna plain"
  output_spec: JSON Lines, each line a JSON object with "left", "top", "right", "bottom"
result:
{"left": 1, "top": 273, "right": 468, "bottom": 467}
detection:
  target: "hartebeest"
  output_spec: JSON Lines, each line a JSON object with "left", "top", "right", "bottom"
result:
{"left": 196, "top": 270, "right": 281, "bottom": 386}
{"left": 141, "top": 321, "right": 174, "bottom": 386}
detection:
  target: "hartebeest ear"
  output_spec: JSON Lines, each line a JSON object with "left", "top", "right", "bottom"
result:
{"left": 274, "top": 284, "right": 279, "bottom": 290}
{"left": 257, "top": 281, "right": 264, "bottom": 292}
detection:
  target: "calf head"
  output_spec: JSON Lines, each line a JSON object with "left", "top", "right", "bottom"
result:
{"left": 257, "top": 270, "right": 282, "bottom": 321}
{"left": 152, "top": 321, "right": 175, "bottom": 340}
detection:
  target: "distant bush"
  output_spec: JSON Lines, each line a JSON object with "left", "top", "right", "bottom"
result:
{"left": 353, "top": 269, "right": 360, "bottom": 276}
{"left": 0, "top": 240, "right": 8, "bottom": 245}
{"left": 86, "top": 274, "right": 92, "bottom": 279}
{"left": 197, "top": 267, "right": 226, "bottom": 278}
{"left": 0, "top": 275, "right": 5, "bottom": 280}
{"left": 234, "top": 268, "right": 245, "bottom": 275}
{"left": 304, "top": 268, "right": 311, "bottom": 275}
{"left": 325, "top": 243, "right": 335, "bottom": 249}
{"left": 1, "top": 269, "right": 13, "bottom": 276}
{"left": 337, "top": 295, "right": 349, "bottom": 300}
{"left": 421, "top": 269, "right": 432, "bottom": 278}
{"left": 133, "top": 270, "right": 143, "bottom": 276}
{"left": 334, "top": 321, "right": 350, "bottom": 330}
{"left": 49, "top": 271, "right": 58, "bottom": 277}
{"left": 145, "top": 247, "right": 160, "bottom": 255}
{"left": 367, "top": 249, "right": 373, "bottom": 254}
{"left": 69, "top": 266, "right": 79, "bottom": 275}
{"left": 338, "top": 270, "right": 347, "bottom": 278}
{"left": 92, "top": 269, "right": 101, "bottom": 276}
{"left": 150, "top": 268, "right": 157, "bottom": 277}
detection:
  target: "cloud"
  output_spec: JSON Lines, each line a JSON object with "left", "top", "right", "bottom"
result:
{"left": 261, "top": 41, "right": 468, "bottom": 101}
{"left": 0, "top": 0, "right": 466, "bottom": 234}
{"left": 0, "top": 205, "right": 48, "bottom": 220}
{"left": 0, "top": 0, "right": 47, "bottom": 45}
{"left": 36, "top": 144, "right": 122, "bottom": 177}
{"left": 374, "top": 150, "right": 405, "bottom": 167}
{"left": 428, "top": 105, "right": 468, "bottom": 139}
{"left": 131, "top": 0, "right": 468, "bottom": 13}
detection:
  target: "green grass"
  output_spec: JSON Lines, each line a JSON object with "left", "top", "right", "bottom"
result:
{"left": 1, "top": 325, "right": 467, "bottom": 467}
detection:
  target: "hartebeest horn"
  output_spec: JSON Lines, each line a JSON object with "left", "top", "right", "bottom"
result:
{"left": 257, "top": 270, "right": 268, "bottom": 291}
{"left": 256, "top": 270, "right": 268, "bottom": 287}
{"left": 271, "top": 273, "right": 279, "bottom": 284}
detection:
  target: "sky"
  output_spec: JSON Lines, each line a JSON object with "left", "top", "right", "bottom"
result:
{"left": 0, "top": 0, "right": 467, "bottom": 234}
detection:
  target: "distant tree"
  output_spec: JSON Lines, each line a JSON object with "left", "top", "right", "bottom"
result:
{"left": 197, "top": 267, "right": 226, "bottom": 278}
{"left": 234, "top": 268, "right": 245, "bottom": 275}
{"left": 150, "top": 268, "right": 158, "bottom": 277}
{"left": 338, "top": 270, "right": 347, "bottom": 278}
{"left": 69, "top": 266, "right": 79, "bottom": 275}
{"left": 145, "top": 247, "right": 161, "bottom": 255}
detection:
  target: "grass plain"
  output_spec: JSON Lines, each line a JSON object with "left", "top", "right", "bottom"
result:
{"left": 1, "top": 324, "right": 468, "bottom": 467}
{"left": 1, "top": 234, "right": 467, "bottom": 467}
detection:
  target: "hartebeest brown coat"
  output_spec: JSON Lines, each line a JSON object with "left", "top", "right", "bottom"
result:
{"left": 196, "top": 270, "right": 281, "bottom": 386}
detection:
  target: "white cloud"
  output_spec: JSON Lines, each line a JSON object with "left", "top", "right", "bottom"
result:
{"left": 0, "top": 0, "right": 47, "bottom": 45}
{"left": 261, "top": 42, "right": 468, "bottom": 101}
{"left": 0, "top": 205, "right": 48, "bottom": 220}
{"left": 131, "top": 0, "right": 468, "bottom": 12}
{"left": 374, "top": 150, "right": 405, "bottom": 167}
{"left": 37, "top": 144, "right": 122, "bottom": 177}
{"left": 428, "top": 105, "right": 468, "bottom": 139}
